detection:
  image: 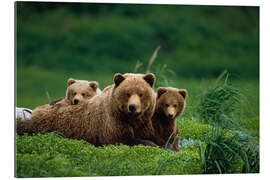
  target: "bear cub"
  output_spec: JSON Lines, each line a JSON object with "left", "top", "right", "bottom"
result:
{"left": 152, "top": 87, "right": 187, "bottom": 151}
{"left": 30, "top": 78, "right": 101, "bottom": 121}
{"left": 65, "top": 78, "right": 101, "bottom": 105}
{"left": 50, "top": 78, "right": 101, "bottom": 106}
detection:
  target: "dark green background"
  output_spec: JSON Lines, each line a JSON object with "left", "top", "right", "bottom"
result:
{"left": 16, "top": 2, "right": 259, "bottom": 79}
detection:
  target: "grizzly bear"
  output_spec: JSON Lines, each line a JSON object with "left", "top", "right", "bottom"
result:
{"left": 65, "top": 78, "right": 101, "bottom": 105}
{"left": 17, "top": 73, "right": 159, "bottom": 147}
{"left": 50, "top": 78, "right": 101, "bottom": 106}
{"left": 30, "top": 78, "right": 101, "bottom": 121}
{"left": 152, "top": 87, "right": 187, "bottom": 151}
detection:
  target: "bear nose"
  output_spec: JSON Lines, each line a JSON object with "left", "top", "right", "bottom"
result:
{"left": 74, "top": 99, "right": 79, "bottom": 105}
{"left": 129, "top": 104, "right": 136, "bottom": 112}
{"left": 168, "top": 114, "right": 174, "bottom": 119}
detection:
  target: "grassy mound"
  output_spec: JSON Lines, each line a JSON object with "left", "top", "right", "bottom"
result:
{"left": 16, "top": 132, "right": 202, "bottom": 177}
{"left": 17, "top": 118, "right": 258, "bottom": 177}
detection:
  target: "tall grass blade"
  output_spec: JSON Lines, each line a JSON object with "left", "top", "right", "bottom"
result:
{"left": 146, "top": 45, "right": 160, "bottom": 73}
{"left": 214, "top": 160, "right": 222, "bottom": 174}
{"left": 164, "top": 132, "right": 175, "bottom": 150}
{"left": 215, "top": 69, "right": 228, "bottom": 85}
{"left": 46, "top": 91, "right": 51, "bottom": 103}
{"left": 133, "top": 60, "right": 143, "bottom": 73}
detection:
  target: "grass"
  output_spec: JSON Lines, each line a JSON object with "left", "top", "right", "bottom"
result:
{"left": 16, "top": 117, "right": 259, "bottom": 177}
{"left": 197, "top": 72, "right": 245, "bottom": 129}
{"left": 16, "top": 116, "right": 259, "bottom": 176}
{"left": 16, "top": 66, "right": 114, "bottom": 109}
{"left": 16, "top": 133, "right": 202, "bottom": 177}
{"left": 191, "top": 73, "right": 259, "bottom": 174}
{"left": 16, "top": 66, "right": 259, "bottom": 119}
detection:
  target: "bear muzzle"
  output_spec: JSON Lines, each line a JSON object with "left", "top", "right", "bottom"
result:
{"left": 128, "top": 104, "right": 142, "bottom": 116}
{"left": 168, "top": 113, "right": 174, "bottom": 119}
{"left": 73, "top": 99, "right": 79, "bottom": 105}
{"left": 129, "top": 104, "right": 136, "bottom": 112}
{"left": 167, "top": 107, "right": 176, "bottom": 119}
{"left": 127, "top": 95, "right": 142, "bottom": 115}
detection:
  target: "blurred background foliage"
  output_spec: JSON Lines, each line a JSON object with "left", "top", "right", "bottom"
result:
{"left": 16, "top": 2, "right": 259, "bottom": 79}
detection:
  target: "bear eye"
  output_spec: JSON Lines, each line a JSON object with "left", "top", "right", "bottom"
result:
{"left": 82, "top": 93, "right": 85, "bottom": 96}
{"left": 139, "top": 93, "right": 143, "bottom": 97}
{"left": 165, "top": 104, "right": 169, "bottom": 107}
{"left": 73, "top": 92, "right": 77, "bottom": 96}
{"left": 127, "top": 93, "right": 131, "bottom": 97}
{"left": 173, "top": 104, "right": 177, "bottom": 108}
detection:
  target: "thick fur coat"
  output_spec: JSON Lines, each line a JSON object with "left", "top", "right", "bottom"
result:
{"left": 17, "top": 73, "right": 159, "bottom": 147}
{"left": 152, "top": 87, "right": 187, "bottom": 151}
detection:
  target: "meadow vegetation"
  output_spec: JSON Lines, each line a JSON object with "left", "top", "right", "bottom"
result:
{"left": 16, "top": 2, "right": 259, "bottom": 177}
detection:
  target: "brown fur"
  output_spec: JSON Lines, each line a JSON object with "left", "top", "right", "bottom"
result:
{"left": 66, "top": 78, "right": 101, "bottom": 105}
{"left": 17, "top": 73, "right": 159, "bottom": 147}
{"left": 152, "top": 87, "right": 187, "bottom": 151}
{"left": 32, "top": 78, "right": 100, "bottom": 118}
{"left": 50, "top": 78, "right": 101, "bottom": 106}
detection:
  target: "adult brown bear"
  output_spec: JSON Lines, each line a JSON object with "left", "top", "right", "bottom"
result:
{"left": 17, "top": 73, "right": 159, "bottom": 147}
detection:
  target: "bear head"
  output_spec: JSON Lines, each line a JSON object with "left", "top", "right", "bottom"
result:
{"left": 66, "top": 78, "right": 99, "bottom": 105}
{"left": 112, "top": 73, "right": 156, "bottom": 119}
{"left": 156, "top": 87, "right": 187, "bottom": 121}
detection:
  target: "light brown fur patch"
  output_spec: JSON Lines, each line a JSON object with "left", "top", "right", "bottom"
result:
{"left": 66, "top": 78, "right": 101, "bottom": 105}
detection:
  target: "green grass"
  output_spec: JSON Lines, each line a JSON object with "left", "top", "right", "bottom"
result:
{"left": 16, "top": 118, "right": 259, "bottom": 177}
{"left": 16, "top": 66, "right": 114, "bottom": 109}
{"left": 16, "top": 66, "right": 259, "bottom": 119}
{"left": 16, "top": 118, "right": 258, "bottom": 176}
{"left": 16, "top": 133, "right": 202, "bottom": 177}
{"left": 197, "top": 72, "right": 246, "bottom": 129}
{"left": 16, "top": 66, "right": 260, "bottom": 146}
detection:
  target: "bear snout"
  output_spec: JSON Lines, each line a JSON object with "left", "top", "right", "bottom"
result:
{"left": 73, "top": 99, "right": 79, "bottom": 105}
{"left": 129, "top": 104, "right": 137, "bottom": 112}
{"left": 127, "top": 94, "right": 142, "bottom": 114}
{"left": 168, "top": 113, "right": 174, "bottom": 119}
{"left": 167, "top": 106, "right": 176, "bottom": 119}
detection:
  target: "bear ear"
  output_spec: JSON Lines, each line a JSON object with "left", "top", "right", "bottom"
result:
{"left": 143, "top": 73, "right": 156, "bottom": 88}
{"left": 178, "top": 89, "right": 187, "bottom": 99}
{"left": 89, "top": 81, "right": 99, "bottom": 91}
{"left": 157, "top": 87, "right": 167, "bottom": 99}
{"left": 114, "top": 73, "right": 125, "bottom": 87}
{"left": 67, "top": 78, "right": 76, "bottom": 86}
